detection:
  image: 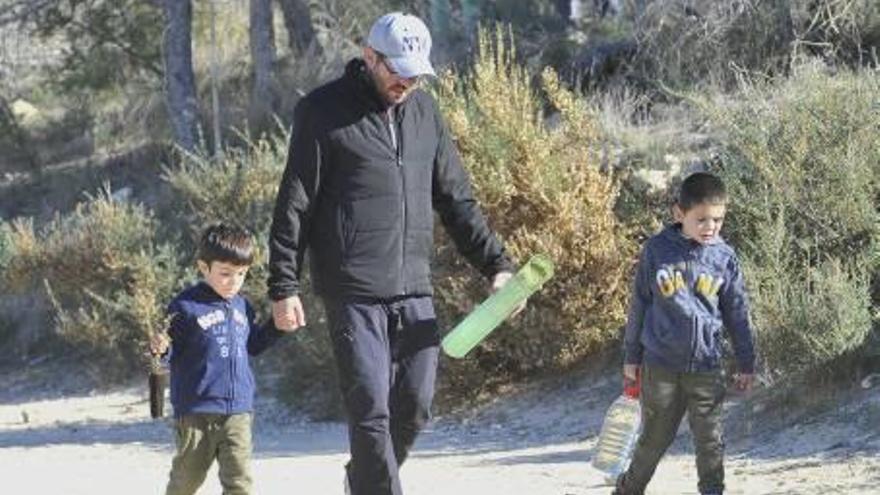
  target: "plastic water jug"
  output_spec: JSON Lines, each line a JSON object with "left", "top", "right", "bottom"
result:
{"left": 591, "top": 375, "right": 641, "bottom": 483}
{"left": 441, "top": 254, "right": 554, "bottom": 358}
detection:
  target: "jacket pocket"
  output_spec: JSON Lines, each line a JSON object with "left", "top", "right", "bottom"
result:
{"left": 340, "top": 197, "right": 400, "bottom": 264}
{"left": 693, "top": 314, "right": 723, "bottom": 366}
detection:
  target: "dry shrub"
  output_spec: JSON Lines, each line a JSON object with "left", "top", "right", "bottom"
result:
{"left": 631, "top": 0, "right": 880, "bottom": 90}
{"left": 632, "top": 0, "right": 794, "bottom": 89}
{"left": 2, "top": 188, "right": 182, "bottom": 378}
{"left": 433, "top": 27, "right": 636, "bottom": 398}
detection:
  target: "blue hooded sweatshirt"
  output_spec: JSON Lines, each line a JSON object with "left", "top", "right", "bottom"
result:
{"left": 624, "top": 224, "right": 755, "bottom": 374}
{"left": 166, "top": 282, "right": 284, "bottom": 417}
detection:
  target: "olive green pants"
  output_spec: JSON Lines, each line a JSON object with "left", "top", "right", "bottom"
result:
{"left": 165, "top": 413, "right": 253, "bottom": 495}
{"left": 620, "top": 365, "right": 726, "bottom": 495}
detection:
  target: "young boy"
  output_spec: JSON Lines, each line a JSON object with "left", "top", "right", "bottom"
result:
{"left": 151, "top": 223, "right": 292, "bottom": 495}
{"left": 614, "top": 172, "right": 756, "bottom": 495}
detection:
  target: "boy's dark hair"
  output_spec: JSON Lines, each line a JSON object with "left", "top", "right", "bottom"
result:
{"left": 197, "top": 223, "right": 255, "bottom": 266}
{"left": 677, "top": 172, "right": 727, "bottom": 211}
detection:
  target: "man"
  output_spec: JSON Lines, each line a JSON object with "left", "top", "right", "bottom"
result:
{"left": 268, "top": 12, "right": 517, "bottom": 495}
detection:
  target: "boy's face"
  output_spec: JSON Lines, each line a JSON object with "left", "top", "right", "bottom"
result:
{"left": 198, "top": 260, "right": 249, "bottom": 300}
{"left": 674, "top": 202, "right": 727, "bottom": 245}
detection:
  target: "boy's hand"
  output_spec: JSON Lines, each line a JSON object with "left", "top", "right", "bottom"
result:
{"left": 733, "top": 373, "right": 755, "bottom": 392}
{"left": 623, "top": 364, "right": 639, "bottom": 381}
{"left": 273, "top": 295, "right": 306, "bottom": 331}
{"left": 491, "top": 271, "right": 526, "bottom": 317}
{"left": 149, "top": 332, "right": 170, "bottom": 356}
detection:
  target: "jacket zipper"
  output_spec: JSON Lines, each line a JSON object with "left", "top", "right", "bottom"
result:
{"left": 226, "top": 302, "right": 234, "bottom": 414}
{"left": 687, "top": 250, "right": 699, "bottom": 372}
{"left": 387, "top": 108, "right": 406, "bottom": 294}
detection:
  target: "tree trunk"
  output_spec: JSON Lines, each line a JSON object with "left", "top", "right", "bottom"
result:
{"left": 162, "top": 0, "right": 198, "bottom": 152}
{"left": 429, "top": 0, "right": 452, "bottom": 63}
{"left": 249, "top": 0, "right": 277, "bottom": 136}
{"left": 277, "top": 0, "right": 320, "bottom": 56}
{"left": 461, "top": 0, "right": 481, "bottom": 46}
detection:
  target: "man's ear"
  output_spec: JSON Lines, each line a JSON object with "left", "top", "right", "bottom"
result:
{"left": 363, "top": 46, "right": 378, "bottom": 66}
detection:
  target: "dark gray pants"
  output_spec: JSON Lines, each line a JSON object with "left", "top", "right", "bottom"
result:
{"left": 324, "top": 296, "right": 441, "bottom": 495}
{"left": 619, "top": 365, "right": 726, "bottom": 495}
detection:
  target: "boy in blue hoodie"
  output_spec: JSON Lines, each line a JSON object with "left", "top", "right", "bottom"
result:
{"left": 151, "top": 223, "right": 291, "bottom": 495}
{"left": 613, "top": 172, "right": 756, "bottom": 495}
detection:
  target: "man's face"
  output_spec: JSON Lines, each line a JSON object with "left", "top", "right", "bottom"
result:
{"left": 364, "top": 47, "right": 422, "bottom": 106}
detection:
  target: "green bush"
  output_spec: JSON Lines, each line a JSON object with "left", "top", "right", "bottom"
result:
{"left": 433, "top": 27, "right": 636, "bottom": 399}
{"left": 163, "top": 131, "right": 289, "bottom": 300}
{"left": 698, "top": 62, "right": 880, "bottom": 378}
{"left": 2, "top": 188, "right": 183, "bottom": 378}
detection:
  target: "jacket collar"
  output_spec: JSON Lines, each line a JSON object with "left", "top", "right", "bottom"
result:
{"left": 194, "top": 281, "right": 235, "bottom": 303}
{"left": 344, "top": 58, "right": 392, "bottom": 113}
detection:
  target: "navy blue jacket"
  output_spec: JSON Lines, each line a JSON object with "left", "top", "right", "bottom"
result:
{"left": 166, "top": 282, "right": 284, "bottom": 417}
{"left": 624, "top": 225, "right": 756, "bottom": 374}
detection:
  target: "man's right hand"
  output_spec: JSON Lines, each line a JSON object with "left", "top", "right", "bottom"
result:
{"left": 273, "top": 296, "right": 306, "bottom": 331}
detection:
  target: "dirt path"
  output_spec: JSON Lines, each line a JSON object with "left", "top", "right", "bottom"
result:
{"left": 1, "top": 366, "right": 878, "bottom": 494}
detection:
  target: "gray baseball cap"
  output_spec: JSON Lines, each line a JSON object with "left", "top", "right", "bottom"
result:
{"left": 367, "top": 13, "right": 436, "bottom": 79}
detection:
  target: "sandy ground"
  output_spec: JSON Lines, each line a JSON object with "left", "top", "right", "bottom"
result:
{"left": 1, "top": 364, "right": 879, "bottom": 495}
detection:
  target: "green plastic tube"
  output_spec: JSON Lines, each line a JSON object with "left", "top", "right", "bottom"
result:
{"left": 442, "top": 254, "right": 554, "bottom": 358}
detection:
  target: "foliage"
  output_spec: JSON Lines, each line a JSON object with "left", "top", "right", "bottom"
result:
{"left": 30, "top": 0, "right": 163, "bottom": 92}
{"left": 433, "top": 27, "right": 636, "bottom": 397}
{"left": 630, "top": 0, "right": 880, "bottom": 90}
{"left": 2, "top": 187, "right": 183, "bottom": 378}
{"left": 698, "top": 62, "right": 880, "bottom": 377}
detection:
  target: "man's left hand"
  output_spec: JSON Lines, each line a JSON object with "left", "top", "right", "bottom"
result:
{"left": 491, "top": 271, "right": 527, "bottom": 317}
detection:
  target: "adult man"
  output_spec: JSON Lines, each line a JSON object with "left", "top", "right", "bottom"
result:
{"left": 268, "top": 12, "right": 517, "bottom": 495}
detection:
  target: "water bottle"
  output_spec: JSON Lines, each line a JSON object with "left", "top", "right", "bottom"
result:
{"left": 441, "top": 254, "right": 554, "bottom": 358}
{"left": 592, "top": 375, "right": 641, "bottom": 483}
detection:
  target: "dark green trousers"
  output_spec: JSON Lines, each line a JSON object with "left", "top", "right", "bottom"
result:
{"left": 165, "top": 413, "right": 253, "bottom": 495}
{"left": 620, "top": 365, "right": 726, "bottom": 495}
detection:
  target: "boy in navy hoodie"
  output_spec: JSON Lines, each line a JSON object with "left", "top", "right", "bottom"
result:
{"left": 614, "top": 172, "right": 756, "bottom": 495}
{"left": 151, "top": 223, "right": 291, "bottom": 495}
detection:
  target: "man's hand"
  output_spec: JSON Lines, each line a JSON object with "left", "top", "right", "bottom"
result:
{"left": 149, "top": 332, "right": 170, "bottom": 357}
{"left": 491, "top": 270, "right": 526, "bottom": 317}
{"left": 273, "top": 295, "right": 306, "bottom": 331}
{"left": 733, "top": 372, "right": 755, "bottom": 392}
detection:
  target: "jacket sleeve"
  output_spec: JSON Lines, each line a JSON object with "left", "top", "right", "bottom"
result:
{"left": 164, "top": 300, "right": 187, "bottom": 363}
{"left": 245, "top": 301, "right": 285, "bottom": 356}
{"left": 268, "top": 97, "right": 322, "bottom": 300}
{"left": 623, "top": 244, "right": 652, "bottom": 365}
{"left": 720, "top": 254, "right": 756, "bottom": 374}
{"left": 430, "top": 99, "right": 514, "bottom": 277}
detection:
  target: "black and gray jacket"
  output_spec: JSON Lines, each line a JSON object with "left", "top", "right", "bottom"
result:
{"left": 268, "top": 58, "right": 513, "bottom": 301}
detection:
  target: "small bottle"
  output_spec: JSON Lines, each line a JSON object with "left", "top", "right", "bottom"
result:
{"left": 442, "top": 254, "right": 554, "bottom": 358}
{"left": 591, "top": 374, "right": 641, "bottom": 483}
